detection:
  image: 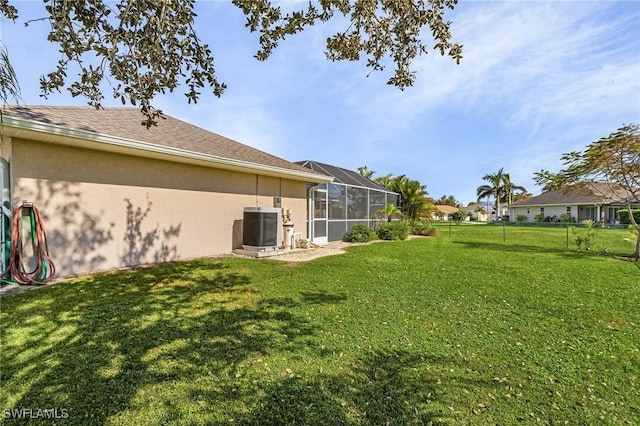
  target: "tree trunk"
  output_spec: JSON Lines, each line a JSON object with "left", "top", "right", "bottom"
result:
{"left": 625, "top": 201, "right": 639, "bottom": 261}
{"left": 634, "top": 225, "right": 640, "bottom": 261}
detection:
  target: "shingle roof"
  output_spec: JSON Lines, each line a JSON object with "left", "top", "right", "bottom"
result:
{"left": 434, "top": 205, "right": 460, "bottom": 214}
{"left": 4, "top": 105, "right": 323, "bottom": 178}
{"left": 460, "top": 202, "right": 487, "bottom": 213}
{"left": 511, "top": 183, "right": 637, "bottom": 206}
{"left": 295, "top": 160, "right": 392, "bottom": 191}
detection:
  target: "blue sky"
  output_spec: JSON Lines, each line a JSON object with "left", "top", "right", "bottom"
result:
{"left": 2, "top": 1, "right": 639, "bottom": 205}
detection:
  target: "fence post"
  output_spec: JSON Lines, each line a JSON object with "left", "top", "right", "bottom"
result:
{"left": 566, "top": 222, "right": 569, "bottom": 248}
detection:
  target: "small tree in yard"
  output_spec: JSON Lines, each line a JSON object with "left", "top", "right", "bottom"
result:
{"left": 450, "top": 210, "right": 466, "bottom": 223}
{"left": 378, "top": 204, "right": 402, "bottom": 223}
{"left": 535, "top": 124, "right": 640, "bottom": 260}
{"left": 474, "top": 206, "right": 487, "bottom": 221}
{"left": 571, "top": 220, "right": 596, "bottom": 251}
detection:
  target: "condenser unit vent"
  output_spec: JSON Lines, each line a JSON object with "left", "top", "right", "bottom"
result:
{"left": 242, "top": 207, "right": 282, "bottom": 251}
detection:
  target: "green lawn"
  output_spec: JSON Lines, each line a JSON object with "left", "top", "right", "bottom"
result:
{"left": 1, "top": 225, "right": 638, "bottom": 425}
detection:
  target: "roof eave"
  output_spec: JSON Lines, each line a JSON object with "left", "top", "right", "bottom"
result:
{"left": 2, "top": 116, "right": 332, "bottom": 184}
{"left": 511, "top": 200, "right": 617, "bottom": 207}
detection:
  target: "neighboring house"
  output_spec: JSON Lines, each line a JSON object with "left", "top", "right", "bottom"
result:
{"left": 462, "top": 201, "right": 508, "bottom": 222}
{"left": 509, "top": 184, "right": 639, "bottom": 223}
{"left": 296, "top": 161, "right": 400, "bottom": 243}
{"left": 460, "top": 202, "right": 489, "bottom": 221}
{"left": 432, "top": 205, "right": 460, "bottom": 221}
{"left": 1, "top": 106, "right": 331, "bottom": 279}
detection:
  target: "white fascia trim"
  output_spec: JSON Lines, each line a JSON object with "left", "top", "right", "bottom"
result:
{"left": 3, "top": 116, "right": 332, "bottom": 184}
{"left": 513, "top": 202, "right": 604, "bottom": 208}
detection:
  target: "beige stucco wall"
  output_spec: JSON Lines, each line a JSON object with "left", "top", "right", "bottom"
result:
{"left": 511, "top": 205, "right": 571, "bottom": 221}
{"left": 7, "top": 138, "right": 309, "bottom": 278}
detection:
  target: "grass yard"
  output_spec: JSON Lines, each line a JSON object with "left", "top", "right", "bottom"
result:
{"left": 1, "top": 225, "right": 638, "bottom": 425}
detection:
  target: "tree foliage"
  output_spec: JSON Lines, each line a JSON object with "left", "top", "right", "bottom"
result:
{"left": 0, "top": 42, "right": 20, "bottom": 109}
{"left": 0, "top": 0, "right": 462, "bottom": 127}
{"left": 435, "top": 194, "right": 460, "bottom": 207}
{"left": 374, "top": 173, "right": 394, "bottom": 189}
{"left": 450, "top": 209, "right": 466, "bottom": 223}
{"left": 476, "top": 168, "right": 527, "bottom": 219}
{"left": 373, "top": 172, "right": 431, "bottom": 224}
{"left": 236, "top": 0, "right": 462, "bottom": 84}
{"left": 389, "top": 175, "right": 430, "bottom": 224}
{"left": 534, "top": 124, "right": 640, "bottom": 260}
{"left": 0, "top": 0, "right": 21, "bottom": 112}
{"left": 357, "top": 165, "right": 376, "bottom": 180}
{"left": 377, "top": 203, "right": 402, "bottom": 223}
{"left": 500, "top": 174, "right": 527, "bottom": 205}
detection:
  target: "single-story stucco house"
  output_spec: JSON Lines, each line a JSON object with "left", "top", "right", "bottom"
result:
{"left": 432, "top": 205, "right": 460, "bottom": 221}
{"left": 1, "top": 105, "right": 331, "bottom": 279}
{"left": 459, "top": 202, "right": 489, "bottom": 222}
{"left": 509, "top": 184, "right": 639, "bottom": 223}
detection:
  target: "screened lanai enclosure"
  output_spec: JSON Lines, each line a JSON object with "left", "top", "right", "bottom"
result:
{"left": 296, "top": 161, "right": 400, "bottom": 243}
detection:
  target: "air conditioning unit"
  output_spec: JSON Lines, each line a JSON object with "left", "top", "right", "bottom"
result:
{"left": 242, "top": 207, "right": 282, "bottom": 252}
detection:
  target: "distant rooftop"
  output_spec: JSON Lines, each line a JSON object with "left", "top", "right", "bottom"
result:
{"left": 511, "top": 183, "right": 637, "bottom": 206}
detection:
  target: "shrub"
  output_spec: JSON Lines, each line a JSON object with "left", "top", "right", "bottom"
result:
{"left": 342, "top": 224, "right": 377, "bottom": 243}
{"left": 377, "top": 221, "right": 410, "bottom": 240}
{"left": 619, "top": 209, "right": 640, "bottom": 224}
{"left": 559, "top": 213, "right": 572, "bottom": 223}
{"left": 516, "top": 214, "right": 527, "bottom": 222}
{"left": 423, "top": 227, "right": 438, "bottom": 237}
{"left": 534, "top": 214, "right": 545, "bottom": 222}
{"left": 412, "top": 221, "right": 439, "bottom": 237}
{"left": 571, "top": 219, "right": 596, "bottom": 250}
{"left": 450, "top": 210, "right": 466, "bottom": 223}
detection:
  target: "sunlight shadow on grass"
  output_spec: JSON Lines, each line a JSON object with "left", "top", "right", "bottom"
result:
{"left": 0, "top": 259, "right": 356, "bottom": 425}
{"left": 300, "top": 290, "right": 347, "bottom": 304}
{"left": 230, "top": 349, "right": 454, "bottom": 425}
{"left": 2, "top": 261, "right": 314, "bottom": 424}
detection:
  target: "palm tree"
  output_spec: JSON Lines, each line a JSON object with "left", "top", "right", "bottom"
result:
{"left": 501, "top": 173, "right": 527, "bottom": 206}
{"left": 374, "top": 173, "right": 394, "bottom": 189}
{"left": 474, "top": 205, "right": 487, "bottom": 221}
{"left": 378, "top": 204, "right": 402, "bottom": 223}
{"left": 420, "top": 201, "right": 438, "bottom": 221}
{"left": 477, "top": 168, "right": 528, "bottom": 220}
{"left": 1, "top": 41, "right": 21, "bottom": 122}
{"left": 357, "top": 165, "right": 376, "bottom": 180}
{"left": 512, "top": 191, "right": 532, "bottom": 202}
{"left": 476, "top": 168, "right": 507, "bottom": 220}
{"left": 390, "top": 175, "right": 429, "bottom": 224}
